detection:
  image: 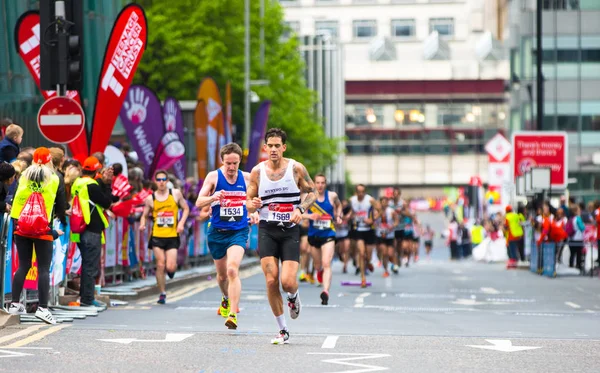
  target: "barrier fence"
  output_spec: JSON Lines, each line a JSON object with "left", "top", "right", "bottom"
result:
{"left": 1, "top": 214, "right": 259, "bottom": 309}
{"left": 527, "top": 222, "right": 598, "bottom": 278}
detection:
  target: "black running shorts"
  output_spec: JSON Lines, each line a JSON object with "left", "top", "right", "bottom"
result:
{"left": 258, "top": 223, "right": 300, "bottom": 262}
{"left": 150, "top": 236, "right": 180, "bottom": 251}
{"left": 308, "top": 236, "right": 335, "bottom": 249}
{"left": 354, "top": 230, "right": 376, "bottom": 245}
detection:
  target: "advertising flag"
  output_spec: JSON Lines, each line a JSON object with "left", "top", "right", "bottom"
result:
{"left": 196, "top": 78, "right": 223, "bottom": 172}
{"left": 225, "top": 81, "right": 233, "bottom": 143}
{"left": 14, "top": 11, "right": 88, "bottom": 158}
{"left": 194, "top": 100, "right": 208, "bottom": 182}
{"left": 119, "top": 85, "right": 163, "bottom": 177}
{"left": 163, "top": 97, "right": 186, "bottom": 180}
{"left": 89, "top": 4, "right": 148, "bottom": 154}
{"left": 150, "top": 132, "right": 186, "bottom": 175}
{"left": 245, "top": 101, "right": 271, "bottom": 172}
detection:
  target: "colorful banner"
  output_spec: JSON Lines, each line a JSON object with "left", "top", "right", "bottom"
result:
{"left": 105, "top": 218, "right": 118, "bottom": 268}
{"left": 89, "top": 4, "right": 148, "bottom": 154}
{"left": 194, "top": 99, "right": 208, "bottom": 182}
{"left": 245, "top": 101, "right": 271, "bottom": 172}
{"left": 3, "top": 219, "right": 13, "bottom": 295}
{"left": 119, "top": 85, "right": 163, "bottom": 177}
{"left": 14, "top": 11, "right": 88, "bottom": 158}
{"left": 196, "top": 78, "right": 223, "bottom": 174}
{"left": 163, "top": 97, "right": 186, "bottom": 180}
{"left": 50, "top": 219, "right": 70, "bottom": 287}
{"left": 225, "top": 81, "right": 233, "bottom": 144}
{"left": 150, "top": 132, "right": 185, "bottom": 175}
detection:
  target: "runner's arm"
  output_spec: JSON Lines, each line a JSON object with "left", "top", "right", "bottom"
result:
{"left": 139, "top": 195, "right": 152, "bottom": 230}
{"left": 195, "top": 171, "right": 218, "bottom": 208}
{"left": 331, "top": 191, "right": 343, "bottom": 224}
{"left": 246, "top": 166, "right": 262, "bottom": 213}
{"left": 370, "top": 197, "right": 382, "bottom": 220}
{"left": 294, "top": 162, "right": 317, "bottom": 212}
{"left": 175, "top": 189, "right": 190, "bottom": 226}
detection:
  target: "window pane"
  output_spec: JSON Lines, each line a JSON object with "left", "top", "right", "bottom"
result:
{"left": 315, "top": 21, "right": 338, "bottom": 37}
{"left": 391, "top": 19, "right": 415, "bottom": 38}
{"left": 429, "top": 18, "right": 454, "bottom": 37}
{"left": 353, "top": 20, "right": 377, "bottom": 39}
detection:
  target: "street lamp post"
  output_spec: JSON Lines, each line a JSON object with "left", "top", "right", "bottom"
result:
{"left": 244, "top": 0, "right": 251, "bottom": 151}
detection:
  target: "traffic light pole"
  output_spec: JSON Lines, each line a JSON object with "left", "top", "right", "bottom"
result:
{"left": 55, "top": 0, "right": 67, "bottom": 96}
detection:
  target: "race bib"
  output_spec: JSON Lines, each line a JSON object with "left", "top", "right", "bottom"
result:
{"left": 220, "top": 194, "right": 245, "bottom": 222}
{"left": 268, "top": 203, "right": 294, "bottom": 222}
{"left": 314, "top": 215, "right": 332, "bottom": 230}
{"left": 157, "top": 211, "right": 175, "bottom": 227}
{"left": 356, "top": 211, "right": 367, "bottom": 223}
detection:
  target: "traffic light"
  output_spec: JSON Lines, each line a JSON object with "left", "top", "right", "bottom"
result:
{"left": 40, "top": 0, "right": 84, "bottom": 92}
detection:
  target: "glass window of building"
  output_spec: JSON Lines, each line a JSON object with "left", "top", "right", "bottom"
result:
{"left": 315, "top": 21, "right": 339, "bottom": 38}
{"left": 353, "top": 20, "right": 377, "bottom": 39}
{"left": 391, "top": 19, "right": 416, "bottom": 38}
{"left": 393, "top": 105, "right": 425, "bottom": 126}
{"left": 429, "top": 18, "right": 454, "bottom": 37}
{"left": 283, "top": 21, "right": 300, "bottom": 39}
{"left": 346, "top": 104, "right": 384, "bottom": 127}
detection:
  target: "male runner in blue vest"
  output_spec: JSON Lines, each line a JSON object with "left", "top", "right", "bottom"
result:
{"left": 304, "top": 174, "right": 343, "bottom": 305}
{"left": 196, "top": 143, "right": 253, "bottom": 330}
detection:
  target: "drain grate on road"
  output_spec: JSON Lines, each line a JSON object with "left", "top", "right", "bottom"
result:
{"left": 486, "top": 298, "right": 536, "bottom": 303}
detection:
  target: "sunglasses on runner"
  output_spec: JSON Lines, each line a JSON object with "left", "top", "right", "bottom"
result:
{"left": 155, "top": 177, "right": 167, "bottom": 182}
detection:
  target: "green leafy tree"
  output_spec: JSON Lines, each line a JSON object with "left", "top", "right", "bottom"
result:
{"left": 135, "top": 0, "right": 339, "bottom": 174}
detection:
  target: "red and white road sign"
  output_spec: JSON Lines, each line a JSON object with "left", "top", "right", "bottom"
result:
{"left": 511, "top": 131, "right": 568, "bottom": 189}
{"left": 37, "top": 96, "right": 86, "bottom": 144}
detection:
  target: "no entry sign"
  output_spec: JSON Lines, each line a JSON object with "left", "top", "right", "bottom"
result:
{"left": 37, "top": 96, "right": 85, "bottom": 144}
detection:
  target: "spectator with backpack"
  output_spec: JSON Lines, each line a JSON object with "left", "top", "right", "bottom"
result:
{"left": 70, "top": 156, "right": 114, "bottom": 308}
{"left": 7, "top": 147, "right": 66, "bottom": 324}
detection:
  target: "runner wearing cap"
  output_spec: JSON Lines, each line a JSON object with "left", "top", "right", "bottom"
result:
{"left": 140, "top": 170, "right": 190, "bottom": 304}
{"left": 70, "top": 156, "right": 115, "bottom": 308}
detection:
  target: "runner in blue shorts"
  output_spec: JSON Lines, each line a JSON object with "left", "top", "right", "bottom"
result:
{"left": 196, "top": 143, "right": 256, "bottom": 330}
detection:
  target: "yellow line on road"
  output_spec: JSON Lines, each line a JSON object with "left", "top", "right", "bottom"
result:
{"left": 0, "top": 325, "right": 46, "bottom": 345}
{"left": 4, "top": 324, "right": 71, "bottom": 348}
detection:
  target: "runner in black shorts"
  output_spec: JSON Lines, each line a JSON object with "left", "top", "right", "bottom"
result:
{"left": 246, "top": 128, "right": 317, "bottom": 345}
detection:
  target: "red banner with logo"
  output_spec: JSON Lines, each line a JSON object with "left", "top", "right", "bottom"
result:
{"left": 14, "top": 11, "right": 88, "bottom": 159}
{"left": 89, "top": 4, "right": 147, "bottom": 154}
{"left": 196, "top": 78, "right": 223, "bottom": 174}
{"left": 511, "top": 131, "right": 568, "bottom": 189}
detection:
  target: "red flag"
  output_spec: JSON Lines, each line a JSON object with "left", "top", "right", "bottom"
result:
{"left": 14, "top": 11, "right": 88, "bottom": 158}
{"left": 89, "top": 4, "right": 148, "bottom": 154}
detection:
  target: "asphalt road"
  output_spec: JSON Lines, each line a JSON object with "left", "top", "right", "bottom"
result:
{"left": 1, "top": 212, "right": 600, "bottom": 373}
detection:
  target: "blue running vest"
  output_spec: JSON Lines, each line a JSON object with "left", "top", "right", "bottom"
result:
{"left": 308, "top": 190, "right": 336, "bottom": 238}
{"left": 210, "top": 169, "right": 248, "bottom": 230}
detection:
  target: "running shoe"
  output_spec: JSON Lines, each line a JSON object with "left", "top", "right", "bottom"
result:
{"left": 320, "top": 291, "right": 329, "bottom": 306}
{"left": 382, "top": 271, "right": 390, "bottom": 278}
{"left": 35, "top": 307, "right": 56, "bottom": 325}
{"left": 299, "top": 272, "right": 307, "bottom": 282}
{"left": 271, "top": 329, "right": 290, "bottom": 345}
{"left": 219, "top": 297, "right": 230, "bottom": 318}
{"left": 391, "top": 264, "right": 399, "bottom": 274}
{"left": 367, "top": 262, "right": 374, "bottom": 273}
{"left": 8, "top": 303, "right": 26, "bottom": 315}
{"left": 306, "top": 274, "right": 315, "bottom": 284}
{"left": 287, "top": 293, "right": 301, "bottom": 319}
{"left": 167, "top": 271, "right": 176, "bottom": 279}
{"left": 225, "top": 313, "right": 238, "bottom": 330}
{"left": 360, "top": 278, "right": 367, "bottom": 288}
{"left": 157, "top": 293, "right": 166, "bottom": 305}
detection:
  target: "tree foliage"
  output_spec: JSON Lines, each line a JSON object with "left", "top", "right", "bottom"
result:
{"left": 135, "top": 0, "right": 339, "bottom": 174}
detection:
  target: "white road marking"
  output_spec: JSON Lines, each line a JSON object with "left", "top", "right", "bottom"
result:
{"left": 480, "top": 287, "right": 501, "bottom": 295}
{"left": 354, "top": 292, "right": 371, "bottom": 308}
{"left": 98, "top": 333, "right": 194, "bottom": 345}
{"left": 565, "top": 302, "right": 581, "bottom": 309}
{"left": 466, "top": 339, "right": 541, "bottom": 352}
{"left": 381, "top": 293, "right": 387, "bottom": 298}
{"left": 308, "top": 352, "right": 390, "bottom": 372}
{"left": 452, "top": 269, "right": 463, "bottom": 274}
{"left": 0, "top": 349, "right": 32, "bottom": 358}
{"left": 321, "top": 336, "right": 339, "bottom": 349}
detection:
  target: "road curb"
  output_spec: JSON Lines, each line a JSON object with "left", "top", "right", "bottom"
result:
{"left": 106, "top": 257, "right": 261, "bottom": 301}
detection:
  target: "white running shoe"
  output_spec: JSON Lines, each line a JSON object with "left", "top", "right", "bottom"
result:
{"left": 8, "top": 303, "right": 26, "bottom": 315}
{"left": 270, "top": 329, "right": 289, "bottom": 345}
{"left": 287, "top": 293, "right": 301, "bottom": 320}
{"left": 35, "top": 307, "right": 57, "bottom": 325}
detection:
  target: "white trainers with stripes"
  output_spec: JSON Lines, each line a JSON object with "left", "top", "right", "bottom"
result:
{"left": 35, "top": 307, "right": 57, "bottom": 325}
{"left": 8, "top": 303, "right": 26, "bottom": 315}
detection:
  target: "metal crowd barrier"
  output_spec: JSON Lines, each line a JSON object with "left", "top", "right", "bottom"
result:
{"left": 2, "top": 213, "right": 259, "bottom": 317}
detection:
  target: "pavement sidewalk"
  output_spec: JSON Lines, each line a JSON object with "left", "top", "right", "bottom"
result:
{"left": 99, "top": 255, "right": 261, "bottom": 301}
